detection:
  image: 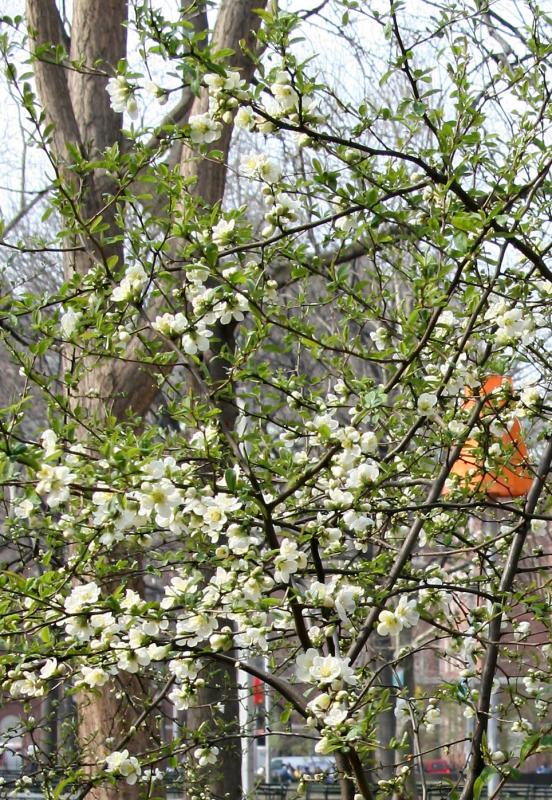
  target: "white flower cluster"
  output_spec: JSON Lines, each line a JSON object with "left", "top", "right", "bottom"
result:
{"left": 295, "top": 650, "right": 358, "bottom": 752}
{"left": 518, "top": 383, "right": 543, "bottom": 415}
{"left": 188, "top": 112, "right": 223, "bottom": 144}
{"left": 296, "top": 650, "right": 357, "bottom": 689}
{"left": 151, "top": 259, "right": 251, "bottom": 354}
{"left": 36, "top": 463, "right": 75, "bottom": 507}
{"left": 274, "top": 538, "right": 307, "bottom": 582}
{"left": 8, "top": 670, "right": 45, "bottom": 699}
{"left": 241, "top": 152, "right": 282, "bottom": 184}
{"left": 187, "top": 69, "right": 248, "bottom": 144}
{"left": 205, "top": 69, "right": 247, "bottom": 115}
{"left": 261, "top": 191, "right": 300, "bottom": 237}
{"left": 60, "top": 307, "right": 81, "bottom": 338}
{"left": 376, "top": 597, "right": 419, "bottom": 637}
{"left": 64, "top": 582, "right": 101, "bottom": 614}
{"left": 485, "top": 298, "right": 535, "bottom": 345}
{"left": 106, "top": 76, "right": 138, "bottom": 119}
{"left": 304, "top": 578, "right": 363, "bottom": 623}
{"left": 105, "top": 750, "right": 141, "bottom": 785}
{"left": 395, "top": 697, "right": 441, "bottom": 732}
{"left": 134, "top": 477, "right": 183, "bottom": 526}
{"left": 168, "top": 658, "right": 200, "bottom": 710}
{"left": 308, "top": 691, "right": 350, "bottom": 728}
{"left": 112, "top": 264, "right": 148, "bottom": 303}
{"left": 151, "top": 311, "right": 188, "bottom": 338}
{"left": 270, "top": 71, "right": 300, "bottom": 114}
{"left": 417, "top": 392, "right": 438, "bottom": 416}
{"left": 193, "top": 745, "right": 219, "bottom": 767}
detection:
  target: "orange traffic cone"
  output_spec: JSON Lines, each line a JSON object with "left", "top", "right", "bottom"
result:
{"left": 446, "top": 375, "right": 532, "bottom": 498}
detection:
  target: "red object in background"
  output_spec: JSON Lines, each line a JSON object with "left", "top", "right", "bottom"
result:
{"left": 445, "top": 375, "right": 533, "bottom": 499}
{"left": 424, "top": 759, "right": 453, "bottom": 775}
{"left": 252, "top": 677, "right": 264, "bottom": 705}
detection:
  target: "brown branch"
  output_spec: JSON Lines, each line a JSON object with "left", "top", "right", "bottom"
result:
{"left": 205, "top": 650, "right": 307, "bottom": 715}
{"left": 459, "top": 434, "right": 552, "bottom": 800}
{"left": 347, "top": 390, "right": 490, "bottom": 664}
{"left": 250, "top": 109, "right": 552, "bottom": 284}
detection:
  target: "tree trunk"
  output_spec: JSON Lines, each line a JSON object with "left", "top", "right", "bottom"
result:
{"left": 376, "top": 637, "right": 396, "bottom": 782}
{"left": 183, "top": 660, "right": 242, "bottom": 800}
{"left": 26, "top": 4, "right": 156, "bottom": 798}
{"left": 336, "top": 753, "right": 356, "bottom": 800}
{"left": 26, "top": 1, "right": 267, "bottom": 797}
{"left": 177, "top": 4, "right": 265, "bottom": 797}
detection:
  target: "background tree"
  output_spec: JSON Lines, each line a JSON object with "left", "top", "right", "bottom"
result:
{"left": 0, "top": 2, "right": 551, "bottom": 800}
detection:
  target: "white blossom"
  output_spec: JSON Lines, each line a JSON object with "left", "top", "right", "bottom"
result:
{"left": 112, "top": 264, "right": 148, "bottom": 303}
{"left": 324, "top": 702, "right": 349, "bottom": 727}
{"left": 9, "top": 672, "right": 44, "bottom": 698}
{"left": 394, "top": 597, "right": 420, "bottom": 629}
{"left": 188, "top": 113, "right": 222, "bottom": 144}
{"left": 377, "top": 609, "right": 402, "bottom": 636}
{"left": 531, "top": 518, "right": 548, "bottom": 536}
{"left": 309, "top": 654, "right": 357, "bottom": 687}
{"left": 520, "top": 385, "right": 542, "bottom": 408}
{"left": 315, "top": 736, "right": 333, "bottom": 755}
{"left": 135, "top": 478, "right": 183, "bottom": 524}
{"left": 296, "top": 648, "right": 319, "bottom": 682}
{"left": 64, "top": 582, "right": 101, "bottom": 614}
{"left": 152, "top": 312, "right": 188, "bottom": 337}
{"left": 417, "top": 393, "right": 438, "bottom": 415}
{"left": 13, "top": 498, "right": 34, "bottom": 519}
{"left": 395, "top": 698, "right": 411, "bottom": 723}
{"left": 194, "top": 746, "right": 219, "bottom": 767}
{"left": 40, "top": 658, "right": 58, "bottom": 680}
{"left": 40, "top": 429, "right": 58, "bottom": 455}
{"left": 274, "top": 538, "right": 307, "bottom": 582}
{"left": 212, "top": 218, "right": 236, "bottom": 245}
{"left": 271, "top": 81, "right": 299, "bottom": 113}
{"left": 106, "top": 76, "right": 139, "bottom": 119}
{"left": 60, "top": 308, "right": 81, "bottom": 337}
{"left": 105, "top": 750, "right": 141, "bottom": 784}
{"left": 234, "top": 106, "right": 255, "bottom": 130}
{"left": 424, "top": 704, "right": 441, "bottom": 731}
{"left": 36, "top": 464, "right": 75, "bottom": 507}
{"left": 241, "top": 152, "right": 282, "bottom": 183}
{"left": 370, "top": 327, "right": 388, "bottom": 350}
{"left": 145, "top": 80, "right": 168, "bottom": 105}
{"left": 80, "top": 666, "right": 109, "bottom": 688}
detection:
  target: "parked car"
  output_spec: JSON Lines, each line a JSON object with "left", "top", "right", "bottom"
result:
{"left": 270, "top": 756, "right": 336, "bottom": 783}
{"left": 423, "top": 758, "right": 453, "bottom": 776}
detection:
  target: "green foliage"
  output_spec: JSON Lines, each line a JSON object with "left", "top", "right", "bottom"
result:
{"left": 0, "top": 1, "right": 552, "bottom": 798}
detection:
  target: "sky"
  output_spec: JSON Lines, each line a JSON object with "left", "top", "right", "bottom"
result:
{"left": 0, "top": 1, "right": 539, "bottom": 233}
{"left": 0, "top": 0, "right": 386, "bottom": 228}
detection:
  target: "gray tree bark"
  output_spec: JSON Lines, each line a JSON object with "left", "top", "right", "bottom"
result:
{"left": 26, "top": 2, "right": 267, "bottom": 798}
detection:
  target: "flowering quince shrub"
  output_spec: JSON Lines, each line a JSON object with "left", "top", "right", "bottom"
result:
{"left": 1, "top": 2, "right": 552, "bottom": 799}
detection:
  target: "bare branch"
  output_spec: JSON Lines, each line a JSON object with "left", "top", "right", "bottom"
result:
{"left": 2, "top": 187, "right": 51, "bottom": 237}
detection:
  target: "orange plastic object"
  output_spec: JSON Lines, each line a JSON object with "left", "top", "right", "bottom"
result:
{"left": 445, "top": 375, "right": 532, "bottom": 498}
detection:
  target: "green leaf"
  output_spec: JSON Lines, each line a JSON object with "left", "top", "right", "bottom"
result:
{"left": 474, "top": 767, "right": 495, "bottom": 800}
{"left": 519, "top": 732, "right": 540, "bottom": 763}
{"left": 39, "top": 625, "right": 52, "bottom": 645}
{"left": 224, "top": 467, "right": 237, "bottom": 492}
{"left": 280, "top": 704, "right": 292, "bottom": 724}
{"left": 53, "top": 775, "right": 77, "bottom": 800}
{"left": 451, "top": 212, "right": 483, "bottom": 232}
